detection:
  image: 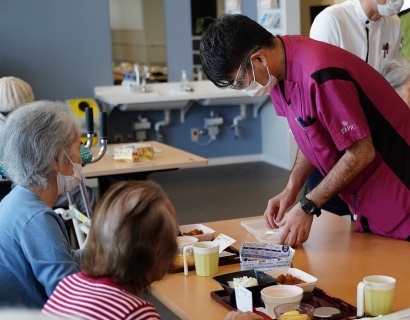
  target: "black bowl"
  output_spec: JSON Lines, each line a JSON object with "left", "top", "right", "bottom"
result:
{"left": 213, "top": 270, "right": 278, "bottom": 305}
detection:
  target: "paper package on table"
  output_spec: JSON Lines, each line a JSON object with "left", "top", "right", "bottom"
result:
{"left": 239, "top": 242, "right": 295, "bottom": 272}
{"left": 114, "top": 144, "right": 155, "bottom": 162}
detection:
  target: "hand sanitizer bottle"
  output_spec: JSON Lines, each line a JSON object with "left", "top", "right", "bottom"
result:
{"left": 180, "top": 70, "right": 188, "bottom": 91}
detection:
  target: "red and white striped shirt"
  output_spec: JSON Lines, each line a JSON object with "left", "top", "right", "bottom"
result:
{"left": 42, "top": 272, "right": 161, "bottom": 320}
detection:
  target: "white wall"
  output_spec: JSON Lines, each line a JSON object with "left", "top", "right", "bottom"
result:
{"left": 109, "top": 0, "right": 143, "bottom": 30}
{"left": 0, "top": 0, "right": 113, "bottom": 100}
{"left": 261, "top": 101, "right": 298, "bottom": 170}
{"left": 110, "top": 0, "right": 166, "bottom": 65}
{"left": 260, "top": 0, "right": 300, "bottom": 170}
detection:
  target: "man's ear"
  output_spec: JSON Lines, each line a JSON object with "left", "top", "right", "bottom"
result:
{"left": 251, "top": 51, "right": 268, "bottom": 67}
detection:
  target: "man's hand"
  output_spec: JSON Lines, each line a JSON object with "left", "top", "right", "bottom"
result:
{"left": 263, "top": 187, "right": 297, "bottom": 229}
{"left": 276, "top": 203, "right": 314, "bottom": 247}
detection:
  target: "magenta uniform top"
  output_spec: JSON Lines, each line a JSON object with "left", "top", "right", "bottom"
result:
{"left": 271, "top": 35, "right": 410, "bottom": 239}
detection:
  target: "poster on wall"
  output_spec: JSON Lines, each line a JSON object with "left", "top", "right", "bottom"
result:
{"left": 257, "top": 0, "right": 281, "bottom": 35}
{"left": 225, "top": 0, "right": 241, "bottom": 14}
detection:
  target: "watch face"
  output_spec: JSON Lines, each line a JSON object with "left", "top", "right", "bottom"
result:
{"left": 301, "top": 197, "right": 317, "bottom": 215}
{"left": 303, "top": 202, "right": 315, "bottom": 214}
{"left": 301, "top": 197, "right": 321, "bottom": 216}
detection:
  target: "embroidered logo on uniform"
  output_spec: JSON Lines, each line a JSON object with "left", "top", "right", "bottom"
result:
{"left": 341, "top": 121, "right": 357, "bottom": 134}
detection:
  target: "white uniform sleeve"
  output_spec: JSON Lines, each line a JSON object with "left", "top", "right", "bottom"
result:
{"left": 310, "top": 11, "right": 341, "bottom": 47}
{"left": 393, "top": 21, "right": 403, "bottom": 60}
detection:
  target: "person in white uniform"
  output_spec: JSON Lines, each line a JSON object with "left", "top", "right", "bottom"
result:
{"left": 310, "top": 0, "right": 403, "bottom": 72}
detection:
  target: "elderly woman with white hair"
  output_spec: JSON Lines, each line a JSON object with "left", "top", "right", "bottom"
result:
{"left": 381, "top": 58, "right": 410, "bottom": 108}
{"left": 0, "top": 101, "right": 82, "bottom": 308}
{"left": 0, "top": 76, "right": 95, "bottom": 213}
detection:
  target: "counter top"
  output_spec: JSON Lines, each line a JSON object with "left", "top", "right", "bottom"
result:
{"left": 94, "top": 80, "right": 269, "bottom": 115}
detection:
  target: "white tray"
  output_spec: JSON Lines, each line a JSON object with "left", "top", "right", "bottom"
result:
{"left": 265, "top": 267, "right": 318, "bottom": 292}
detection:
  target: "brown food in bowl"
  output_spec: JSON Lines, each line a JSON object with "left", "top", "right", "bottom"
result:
{"left": 183, "top": 229, "right": 204, "bottom": 236}
{"left": 277, "top": 274, "right": 306, "bottom": 285}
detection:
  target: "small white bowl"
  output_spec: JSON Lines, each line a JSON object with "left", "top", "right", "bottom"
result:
{"left": 265, "top": 267, "right": 318, "bottom": 292}
{"left": 261, "top": 285, "right": 303, "bottom": 318}
{"left": 176, "top": 236, "right": 198, "bottom": 248}
{"left": 179, "top": 224, "right": 215, "bottom": 241}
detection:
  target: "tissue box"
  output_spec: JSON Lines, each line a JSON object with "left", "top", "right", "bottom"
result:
{"left": 114, "top": 144, "right": 155, "bottom": 162}
{"left": 240, "top": 242, "right": 295, "bottom": 272}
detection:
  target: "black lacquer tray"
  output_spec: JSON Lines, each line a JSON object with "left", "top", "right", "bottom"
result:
{"left": 211, "top": 287, "right": 358, "bottom": 319}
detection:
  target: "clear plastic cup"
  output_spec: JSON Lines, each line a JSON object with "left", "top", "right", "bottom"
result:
{"left": 274, "top": 303, "right": 315, "bottom": 320}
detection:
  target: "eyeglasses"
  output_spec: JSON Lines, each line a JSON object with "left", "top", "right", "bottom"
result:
{"left": 230, "top": 46, "right": 260, "bottom": 90}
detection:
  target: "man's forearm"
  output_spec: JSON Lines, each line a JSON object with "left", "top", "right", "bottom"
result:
{"left": 287, "top": 149, "right": 315, "bottom": 193}
{"left": 308, "top": 136, "right": 375, "bottom": 207}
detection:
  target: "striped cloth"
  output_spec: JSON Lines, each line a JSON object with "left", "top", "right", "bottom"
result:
{"left": 42, "top": 272, "right": 161, "bottom": 320}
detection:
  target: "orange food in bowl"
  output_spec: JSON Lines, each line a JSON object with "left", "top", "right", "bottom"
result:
{"left": 183, "top": 229, "right": 204, "bottom": 236}
{"left": 277, "top": 274, "right": 306, "bottom": 285}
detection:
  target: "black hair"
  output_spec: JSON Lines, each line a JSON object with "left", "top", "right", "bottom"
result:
{"left": 200, "top": 14, "right": 275, "bottom": 88}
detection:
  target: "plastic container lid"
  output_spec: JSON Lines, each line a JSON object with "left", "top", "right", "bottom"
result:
{"left": 241, "top": 218, "right": 269, "bottom": 235}
{"left": 241, "top": 218, "right": 284, "bottom": 244}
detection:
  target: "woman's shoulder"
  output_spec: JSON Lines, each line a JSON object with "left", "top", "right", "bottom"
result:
{"left": 0, "top": 186, "right": 64, "bottom": 235}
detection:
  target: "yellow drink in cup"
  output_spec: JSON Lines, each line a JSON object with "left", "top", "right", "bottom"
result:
{"left": 357, "top": 275, "right": 396, "bottom": 317}
{"left": 194, "top": 251, "right": 219, "bottom": 276}
{"left": 364, "top": 287, "right": 395, "bottom": 316}
{"left": 183, "top": 241, "right": 219, "bottom": 276}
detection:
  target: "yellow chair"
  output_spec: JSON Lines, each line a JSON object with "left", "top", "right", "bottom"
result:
{"left": 66, "top": 99, "right": 100, "bottom": 146}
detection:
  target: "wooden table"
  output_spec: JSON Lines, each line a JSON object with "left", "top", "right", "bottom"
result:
{"left": 151, "top": 212, "right": 410, "bottom": 320}
{"left": 82, "top": 141, "right": 207, "bottom": 195}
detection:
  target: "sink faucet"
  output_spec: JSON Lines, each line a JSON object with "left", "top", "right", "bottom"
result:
{"left": 141, "top": 66, "right": 150, "bottom": 93}
{"left": 133, "top": 64, "right": 140, "bottom": 87}
{"left": 133, "top": 64, "right": 150, "bottom": 93}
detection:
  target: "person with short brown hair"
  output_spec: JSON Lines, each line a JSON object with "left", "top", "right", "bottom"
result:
{"left": 43, "top": 180, "right": 264, "bottom": 320}
{"left": 43, "top": 180, "right": 177, "bottom": 319}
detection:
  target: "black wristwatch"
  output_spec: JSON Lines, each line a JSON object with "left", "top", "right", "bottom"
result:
{"left": 300, "top": 195, "right": 321, "bottom": 217}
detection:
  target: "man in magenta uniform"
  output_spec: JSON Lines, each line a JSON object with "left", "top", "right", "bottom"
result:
{"left": 199, "top": 14, "right": 410, "bottom": 246}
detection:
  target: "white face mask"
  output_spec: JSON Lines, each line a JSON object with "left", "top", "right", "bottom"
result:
{"left": 57, "top": 154, "right": 82, "bottom": 195}
{"left": 241, "top": 61, "right": 278, "bottom": 97}
{"left": 373, "top": 0, "right": 404, "bottom": 16}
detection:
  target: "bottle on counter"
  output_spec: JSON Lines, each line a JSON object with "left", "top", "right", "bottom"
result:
{"left": 122, "top": 73, "right": 137, "bottom": 93}
{"left": 180, "top": 70, "right": 188, "bottom": 91}
{"left": 195, "top": 66, "right": 203, "bottom": 81}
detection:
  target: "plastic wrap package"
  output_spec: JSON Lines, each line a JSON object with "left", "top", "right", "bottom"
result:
{"left": 240, "top": 242, "right": 295, "bottom": 272}
{"left": 114, "top": 144, "right": 155, "bottom": 162}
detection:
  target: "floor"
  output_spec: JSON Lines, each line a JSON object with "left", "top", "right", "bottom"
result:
{"left": 148, "top": 161, "right": 290, "bottom": 225}
{"left": 144, "top": 161, "right": 290, "bottom": 319}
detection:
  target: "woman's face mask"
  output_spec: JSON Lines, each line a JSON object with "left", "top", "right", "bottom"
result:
{"left": 57, "top": 154, "right": 82, "bottom": 195}
{"left": 241, "top": 60, "right": 278, "bottom": 97}
{"left": 373, "top": 0, "right": 404, "bottom": 16}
